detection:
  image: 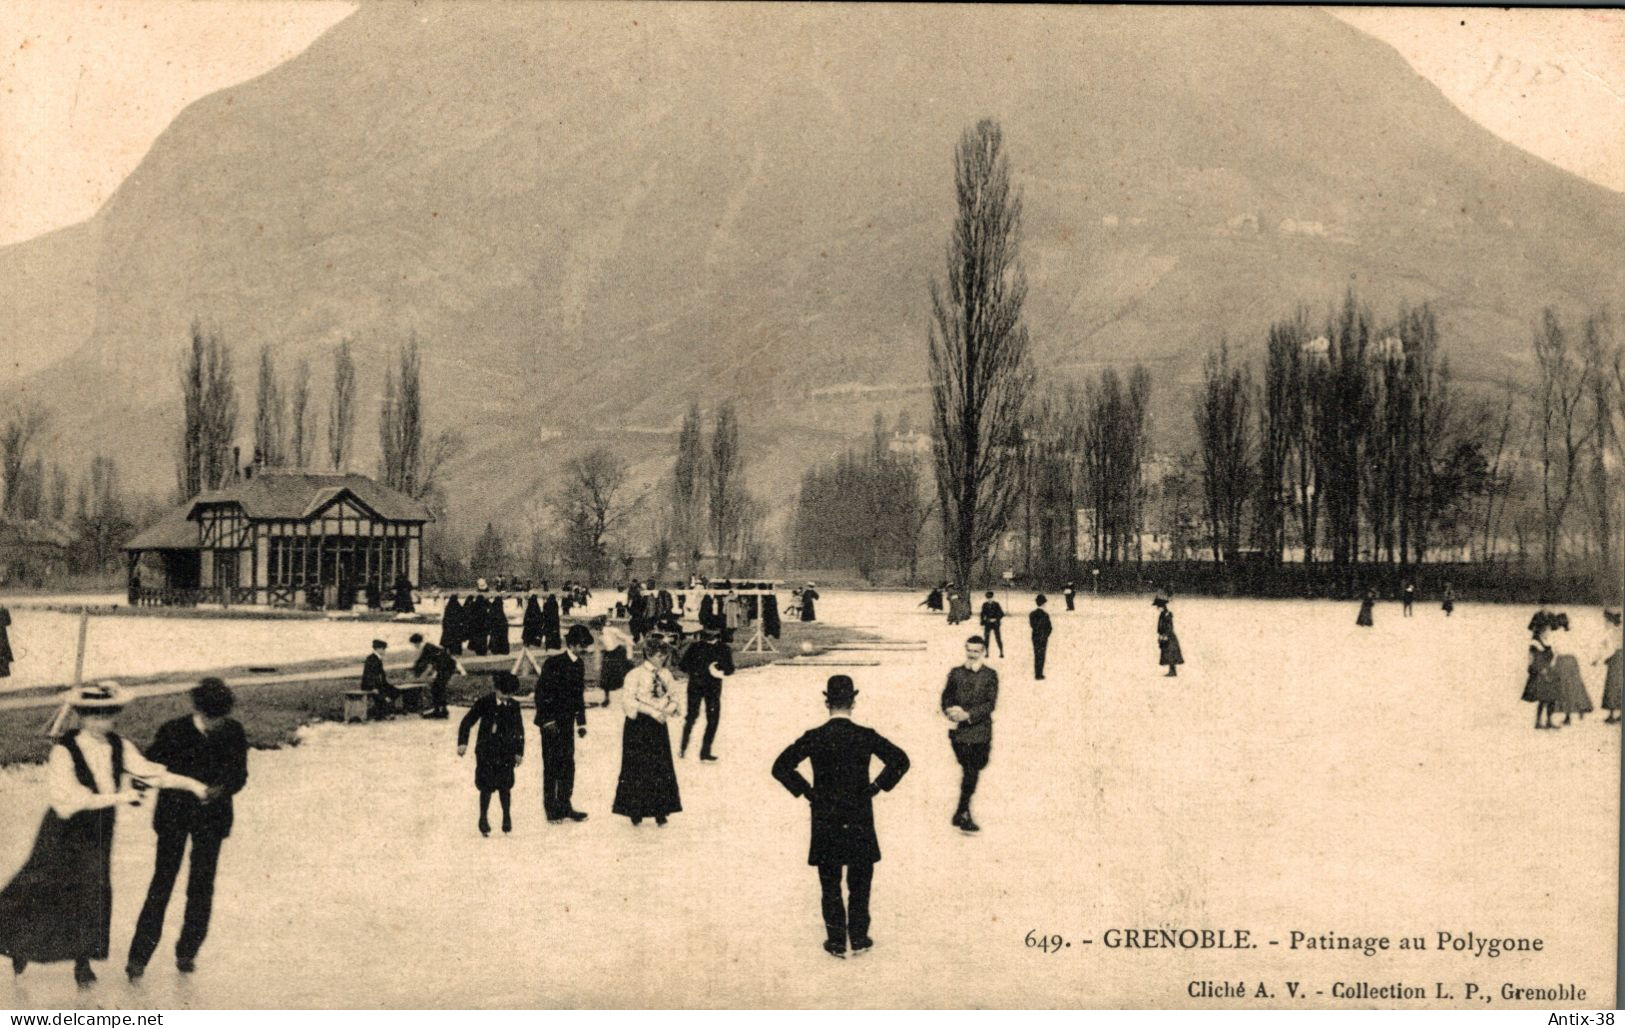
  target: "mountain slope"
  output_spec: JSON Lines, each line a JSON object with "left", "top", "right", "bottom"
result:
{"left": 4, "top": 3, "right": 1623, "bottom": 543}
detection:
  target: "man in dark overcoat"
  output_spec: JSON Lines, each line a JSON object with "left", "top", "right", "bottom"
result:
{"left": 678, "top": 625, "right": 734, "bottom": 761}
{"left": 535, "top": 625, "right": 593, "bottom": 822}
{"left": 772, "top": 675, "right": 909, "bottom": 959}
{"left": 360, "top": 639, "right": 400, "bottom": 718}
{"left": 1029, "top": 594, "right": 1053, "bottom": 680}
{"left": 125, "top": 678, "right": 249, "bottom": 979}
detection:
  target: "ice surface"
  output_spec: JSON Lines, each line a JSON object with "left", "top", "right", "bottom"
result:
{"left": 0, "top": 590, "right": 1616, "bottom": 1008}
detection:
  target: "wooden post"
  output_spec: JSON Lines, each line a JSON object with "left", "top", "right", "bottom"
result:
{"left": 72, "top": 606, "right": 89, "bottom": 685}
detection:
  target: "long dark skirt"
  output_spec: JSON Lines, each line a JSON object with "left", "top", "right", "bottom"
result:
{"left": 612, "top": 715, "right": 681, "bottom": 819}
{"left": 1356, "top": 601, "right": 1374, "bottom": 627}
{"left": 0, "top": 807, "right": 115, "bottom": 963}
{"left": 600, "top": 649, "right": 632, "bottom": 694}
{"left": 1158, "top": 633, "right": 1184, "bottom": 667}
{"left": 1551, "top": 654, "right": 1593, "bottom": 715}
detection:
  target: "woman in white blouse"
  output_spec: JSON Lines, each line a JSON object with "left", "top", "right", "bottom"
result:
{"left": 0, "top": 683, "right": 208, "bottom": 987}
{"left": 611, "top": 636, "right": 683, "bottom": 826}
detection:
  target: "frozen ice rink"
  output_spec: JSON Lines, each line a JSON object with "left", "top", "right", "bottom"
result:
{"left": 0, "top": 590, "right": 1616, "bottom": 1008}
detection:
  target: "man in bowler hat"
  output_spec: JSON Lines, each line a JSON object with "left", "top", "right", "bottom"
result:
{"left": 1029, "top": 594, "right": 1053, "bottom": 680}
{"left": 126, "top": 678, "right": 249, "bottom": 979}
{"left": 535, "top": 624, "right": 593, "bottom": 823}
{"left": 772, "top": 676, "right": 909, "bottom": 959}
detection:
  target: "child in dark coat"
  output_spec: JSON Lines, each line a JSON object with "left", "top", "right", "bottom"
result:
{"left": 457, "top": 671, "right": 526, "bottom": 836}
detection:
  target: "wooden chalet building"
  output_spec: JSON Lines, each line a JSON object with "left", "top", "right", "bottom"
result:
{"left": 124, "top": 470, "right": 432, "bottom": 608}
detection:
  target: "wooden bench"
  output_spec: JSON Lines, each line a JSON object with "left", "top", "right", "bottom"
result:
{"left": 344, "top": 682, "right": 429, "bottom": 722}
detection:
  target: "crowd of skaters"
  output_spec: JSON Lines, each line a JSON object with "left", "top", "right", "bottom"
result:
{"left": 5, "top": 572, "right": 1624, "bottom": 982}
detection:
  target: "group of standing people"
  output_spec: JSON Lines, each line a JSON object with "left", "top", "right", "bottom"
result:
{"left": 1522, "top": 606, "right": 1621, "bottom": 729}
{"left": 0, "top": 679, "right": 249, "bottom": 989}
{"left": 450, "top": 624, "right": 736, "bottom": 834}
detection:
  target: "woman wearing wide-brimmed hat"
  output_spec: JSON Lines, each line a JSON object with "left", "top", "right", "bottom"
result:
{"left": 612, "top": 636, "right": 683, "bottom": 826}
{"left": 0, "top": 683, "right": 209, "bottom": 988}
{"left": 1153, "top": 594, "right": 1183, "bottom": 677}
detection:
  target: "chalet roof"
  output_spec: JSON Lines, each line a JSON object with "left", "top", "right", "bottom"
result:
{"left": 187, "top": 471, "right": 433, "bottom": 523}
{"left": 123, "top": 507, "right": 199, "bottom": 551}
{"left": 125, "top": 472, "right": 432, "bottom": 552}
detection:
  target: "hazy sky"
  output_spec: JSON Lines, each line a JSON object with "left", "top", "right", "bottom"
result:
{"left": 0, "top": 3, "right": 1620, "bottom": 247}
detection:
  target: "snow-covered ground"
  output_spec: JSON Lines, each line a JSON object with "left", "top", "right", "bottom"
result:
{"left": 0, "top": 590, "right": 1616, "bottom": 1008}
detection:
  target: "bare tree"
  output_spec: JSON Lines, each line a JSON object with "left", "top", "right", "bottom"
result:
{"left": 1256, "top": 313, "right": 1307, "bottom": 563}
{"left": 708, "top": 401, "right": 742, "bottom": 565}
{"left": 289, "top": 358, "right": 314, "bottom": 468}
{"left": 1195, "top": 340, "right": 1252, "bottom": 561}
{"left": 1, "top": 402, "right": 49, "bottom": 518}
{"left": 379, "top": 336, "right": 425, "bottom": 495}
{"left": 253, "top": 344, "right": 286, "bottom": 467}
{"left": 1581, "top": 311, "right": 1619, "bottom": 567}
{"left": 175, "top": 321, "right": 238, "bottom": 500}
{"left": 927, "top": 119, "right": 1033, "bottom": 589}
{"left": 1531, "top": 308, "right": 1597, "bottom": 579}
{"left": 327, "top": 337, "right": 356, "bottom": 472}
{"left": 672, "top": 401, "right": 706, "bottom": 567}
{"left": 552, "top": 447, "right": 641, "bottom": 584}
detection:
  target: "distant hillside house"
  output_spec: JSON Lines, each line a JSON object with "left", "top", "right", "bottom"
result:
{"left": 123, "top": 470, "right": 432, "bottom": 608}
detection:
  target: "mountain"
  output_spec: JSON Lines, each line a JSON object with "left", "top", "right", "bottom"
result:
{"left": 4, "top": 2, "right": 1623, "bottom": 545}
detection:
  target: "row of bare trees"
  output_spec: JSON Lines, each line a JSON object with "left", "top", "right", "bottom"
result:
{"left": 792, "top": 414, "right": 935, "bottom": 581}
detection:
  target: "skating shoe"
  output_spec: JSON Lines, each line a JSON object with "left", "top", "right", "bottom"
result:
{"left": 954, "top": 812, "right": 981, "bottom": 833}
{"left": 125, "top": 962, "right": 145, "bottom": 982}
{"left": 478, "top": 817, "right": 491, "bottom": 837}
{"left": 823, "top": 941, "right": 847, "bottom": 959}
{"left": 73, "top": 960, "right": 96, "bottom": 987}
{"left": 850, "top": 937, "right": 873, "bottom": 956}
{"left": 176, "top": 958, "right": 195, "bottom": 974}
{"left": 547, "top": 816, "right": 567, "bottom": 824}
{"left": 630, "top": 816, "right": 643, "bottom": 826}
{"left": 10, "top": 956, "right": 25, "bottom": 975}
{"left": 501, "top": 815, "right": 513, "bottom": 834}
{"left": 655, "top": 815, "right": 668, "bottom": 827}
{"left": 567, "top": 810, "right": 589, "bottom": 822}
{"left": 700, "top": 753, "right": 719, "bottom": 762}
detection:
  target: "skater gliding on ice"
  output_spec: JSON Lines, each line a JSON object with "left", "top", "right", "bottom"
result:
{"left": 941, "top": 636, "right": 998, "bottom": 833}
{"left": 612, "top": 636, "right": 683, "bottom": 826}
{"left": 772, "top": 675, "right": 909, "bottom": 960}
{"left": 0, "top": 684, "right": 209, "bottom": 988}
{"left": 1029, "top": 594, "right": 1052, "bottom": 680}
{"left": 679, "top": 625, "right": 733, "bottom": 761}
{"left": 126, "top": 678, "right": 249, "bottom": 981}
{"left": 536, "top": 626, "right": 593, "bottom": 824}
{"left": 1154, "top": 594, "right": 1183, "bottom": 677}
{"left": 457, "top": 671, "right": 525, "bottom": 836}
{"left": 979, "top": 592, "right": 1005, "bottom": 658}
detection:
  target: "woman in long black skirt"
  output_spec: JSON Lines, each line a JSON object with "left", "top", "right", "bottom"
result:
{"left": 457, "top": 671, "right": 525, "bottom": 836}
{"left": 440, "top": 595, "right": 465, "bottom": 655}
{"left": 1356, "top": 588, "right": 1375, "bottom": 627}
{"left": 0, "top": 684, "right": 208, "bottom": 987}
{"left": 612, "top": 637, "right": 682, "bottom": 826}
{"left": 1153, "top": 594, "right": 1183, "bottom": 677}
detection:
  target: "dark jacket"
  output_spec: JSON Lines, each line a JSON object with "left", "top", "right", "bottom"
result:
{"left": 145, "top": 716, "right": 249, "bottom": 838}
{"left": 679, "top": 639, "right": 734, "bottom": 689}
{"left": 458, "top": 692, "right": 526, "bottom": 763}
{"left": 941, "top": 664, "right": 998, "bottom": 745}
{"left": 534, "top": 652, "right": 587, "bottom": 728}
{"left": 979, "top": 600, "right": 1005, "bottom": 626}
{"left": 412, "top": 642, "right": 457, "bottom": 684}
{"left": 772, "top": 717, "right": 909, "bottom": 866}
{"left": 361, "top": 652, "right": 390, "bottom": 692}
{"left": 1029, "top": 608, "right": 1052, "bottom": 641}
